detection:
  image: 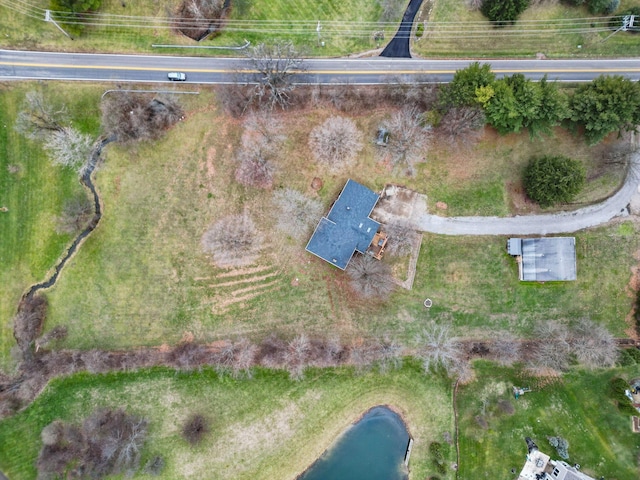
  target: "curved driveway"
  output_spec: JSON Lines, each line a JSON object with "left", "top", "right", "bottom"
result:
{"left": 415, "top": 151, "right": 640, "bottom": 236}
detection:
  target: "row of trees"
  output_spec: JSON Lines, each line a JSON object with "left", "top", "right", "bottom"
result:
{"left": 442, "top": 62, "right": 640, "bottom": 144}
{"left": 478, "top": 0, "right": 624, "bottom": 25}
{"left": 4, "top": 293, "right": 626, "bottom": 417}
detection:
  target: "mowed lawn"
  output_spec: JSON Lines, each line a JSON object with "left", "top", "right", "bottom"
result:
{"left": 0, "top": 0, "right": 394, "bottom": 55}
{"left": 415, "top": 0, "right": 640, "bottom": 58}
{"left": 36, "top": 86, "right": 638, "bottom": 355}
{"left": 0, "top": 84, "right": 101, "bottom": 370}
{"left": 0, "top": 361, "right": 455, "bottom": 480}
{"left": 457, "top": 362, "right": 640, "bottom": 480}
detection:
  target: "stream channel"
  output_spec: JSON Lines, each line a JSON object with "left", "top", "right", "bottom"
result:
{"left": 298, "top": 406, "right": 410, "bottom": 480}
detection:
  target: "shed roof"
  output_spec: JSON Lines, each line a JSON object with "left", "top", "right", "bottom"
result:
{"left": 511, "top": 237, "right": 577, "bottom": 282}
{"left": 306, "top": 179, "right": 380, "bottom": 270}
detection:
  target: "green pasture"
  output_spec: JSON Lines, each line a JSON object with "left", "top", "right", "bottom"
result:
{"left": 0, "top": 361, "right": 455, "bottom": 480}
{"left": 0, "top": 0, "right": 396, "bottom": 55}
{"left": 457, "top": 362, "right": 640, "bottom": 480}
{"left": 0, "top": 83, "right": 101, "bottom": 371}
{"left": 1, "top": 0, "right": 639, "bottom": 57}
{"left": 415, "top": 0, "right": 640, "bottom": 58}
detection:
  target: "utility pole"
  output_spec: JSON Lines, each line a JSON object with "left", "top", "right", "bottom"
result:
{"left": 45, "top": 10, "right": 73, "bottom": 39}
{"left": 316, "top": 21, "right": 324, "bottom": 47}
{"left": 601, "top": 15, "right": 634, "bottom": 42}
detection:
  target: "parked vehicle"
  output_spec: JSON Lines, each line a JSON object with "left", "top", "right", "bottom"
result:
{"left": 167, "top": 72, "right": 187, "bottom": 81}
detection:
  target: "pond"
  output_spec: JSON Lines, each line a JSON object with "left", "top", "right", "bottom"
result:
{"left": 298, "top": 406, "right": 410, "bottom": 480}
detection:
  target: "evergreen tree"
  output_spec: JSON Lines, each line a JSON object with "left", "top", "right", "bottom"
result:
{"left": 569, "top": 75, "right": 640, "bottom": 145}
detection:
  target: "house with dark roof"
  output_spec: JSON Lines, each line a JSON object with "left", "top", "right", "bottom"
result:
{"left": 306, "top": 179, "right": 385, "bottom": 270}
{"left": 507, "top": 237, "right": 577, "bottom": 282}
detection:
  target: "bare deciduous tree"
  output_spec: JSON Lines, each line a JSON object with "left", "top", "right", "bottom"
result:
{"left": 55, "top": 194, "right": 93, "bottom": 234}
{"left": 235, "top": 150, "right": 276, "bottom": 189}
{"left": 273, "top": 189, "right": 324, "bottom": 239}
{"left": 15, "top": 90, "right": 67, "bottom": 141}
{"left": 246, "top": 42, "right": 304, "bottom": 110}
{"left": 466, "top": 0, "right": 483, "bottom": 11}
{"left": 35, "top": 325, "right": 68, "bottom": 352}
{"left": 42, "top": 126, "right": 93, "bottom": 170}
{"left": 529, "top": 321, "right": 571, "bottom": 372}
{"left": 378, "top": 108, "right": 431, "bottom": 176}
{"left": 231, "top": 337, "right": 257, "bottom": 378}
{"left": 346, "top": 254, "right": 396, "bottom": 300}
{"left": 308, "top": 116, "right": 364, "bottom": 172}
{"left": 570, "top": 318, "right": 618, "bottom": 369}
{"left": 436, "top": 106, "right": 486, "bottom": 146}
{"left": 175, "top": 0, "right": 225, "bottom": 40}
{"left": 375, "top": 336, "right": 404, "bottom": 373}
{"left": 415, "top": 322, "right": 464, "bottom": 375}
{"left": 101, "top": 93, "right": 184, "bottom": 143}
{"left": 284, "top": 334, "right": 310, "bottom": 380}
{"left": 383, "top": 219, "right": 419, "bottom": 256}
{"left": 348, "top": 341, "right": 376, "bottom": 373}
{"left": 491, "top": 332, "right": 521, "bottom": 366}
{"left": 13, "top": 295, "right": 48, "bottom": 360}
{"left": 234, "top": 112, "right": 285, "bottom": 189}
{"left": 37, "top": 408, "right": 148, "bottom": 479}
{"left": 385, "top": 76, "right": 440, "bottom": 110}
{"left": 182, "top": 414, "right": 210, "bottom": 445}
{"left": 201, "top": 213, "right": 262, "bottom": 268}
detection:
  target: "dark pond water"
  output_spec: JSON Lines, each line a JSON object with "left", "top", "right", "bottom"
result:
{"left": 298, "top": 406, "right": 410, "bottom": 480}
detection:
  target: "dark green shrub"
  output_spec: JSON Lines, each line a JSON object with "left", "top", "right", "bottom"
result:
{"left": 588, "top": 0, "right": 619, "bottom": 14}
{"left": 416, "top": 23, "right": 425, "bottom": 38}
{"left": 609, "top": 377, "right": 638, "bottom": 415}
{"left": 523, "top": 155, "right": 585, "bottom": 208}
{"left": 618, "top": 348, "right": 640, "bottom": 366}
{"left": 481, "top": 0, "right": 530, "bottom": 26}
{"left": 49, "top": 0, "right": 103, "bottom": 36}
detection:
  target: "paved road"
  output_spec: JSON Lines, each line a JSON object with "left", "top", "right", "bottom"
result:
{"left": 1, "top": 49, "right": 640, "bottom": 84}
{"left": 414, "top": 151, "right": 640, "bottom": 236}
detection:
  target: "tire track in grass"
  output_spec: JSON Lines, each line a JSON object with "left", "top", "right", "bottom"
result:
{"left": 199, "top": 265, "right": 282, "bottom": 315}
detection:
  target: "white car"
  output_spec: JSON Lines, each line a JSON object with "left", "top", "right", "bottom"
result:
{"left": 167, "top": 72, "right": 187, "bottom": 81}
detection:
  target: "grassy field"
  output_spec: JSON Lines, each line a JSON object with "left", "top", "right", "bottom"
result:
{"left": 0, "top": 361, "right": 455, "bottom": 480}
{"left": 457, "top": 362, "right": 640, "bottom": 480}
{"left": 0, "top": 0, "right": 397, "bottom": 56}
{"left": 15, "top": 84, "right": 631, "bottom": 359}
{"left": 1, "top": 0, "right": 639, "bottom": 57}
{"left": 414, "top": 0, "right": 640, "bottom": 58}
{"left": 0, "top": 83, "right": 102, "bottom": 371}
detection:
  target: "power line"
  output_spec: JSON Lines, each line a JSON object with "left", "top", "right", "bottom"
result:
{"left": 0, "top": 0, "right": 628, "bottom": 40}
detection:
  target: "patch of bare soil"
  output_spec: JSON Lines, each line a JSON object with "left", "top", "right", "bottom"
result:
{"left": 201, "top": 264, "right": 282, "bottom": 315}
{"left": 624, "top": 248, "right": 640, "bottom": 340}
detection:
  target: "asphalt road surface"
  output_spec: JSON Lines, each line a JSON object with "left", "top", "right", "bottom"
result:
{"left": 1, "top": 49, "right": 640, "bottom": 84}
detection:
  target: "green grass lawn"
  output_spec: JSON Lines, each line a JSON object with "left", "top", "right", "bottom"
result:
{"left": 0, "top": 0, "right": 396, "bottom": 56}
{"left": 414, "top": 0, "right": 640, "bottom": 58}
{"left": 457, "top": 362, "right": 640, "bottom": 480}
{"left": 0, "top": 83, "right": 101, "bottom": 371}
{"left": 1, "top": 0, "right": 638, "bottom": 57}
{"left": 0, "top": 361, "right": 455, "bottom": 480}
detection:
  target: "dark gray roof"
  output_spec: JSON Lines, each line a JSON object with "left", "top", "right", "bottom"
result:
{"left": 513, "top": 237, "right": 577, "bottom": 281}
{"left": 306, "top": 179, "right": 380, "bottom": 270}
